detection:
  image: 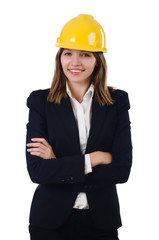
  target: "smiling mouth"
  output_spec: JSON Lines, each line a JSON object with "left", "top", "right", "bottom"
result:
{"left": 69, "top": 69, "right": 84, "bottom": 73}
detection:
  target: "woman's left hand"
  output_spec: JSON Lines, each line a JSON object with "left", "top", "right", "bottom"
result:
{"left": 27, "top": 138, "right": 56, "bottom": 159}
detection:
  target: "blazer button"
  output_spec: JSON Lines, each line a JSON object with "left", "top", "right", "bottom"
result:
{"left": 61, "top": 178, "right": 65, "bottom": 183}
{"left": 70, "top": 176, "right": 74, "bottom": 184}
{"left": 66, "top": 177, "right": 69, "bottom": 182}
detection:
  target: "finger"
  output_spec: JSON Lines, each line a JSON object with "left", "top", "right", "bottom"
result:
{"left": 31, "top": 138, "right": 49, "bottom": 147}
{"left": 27, "top": 147, "right": 46, "bottom": 154}
{"left": 30, "top": 151, "right": 45, "bottom": 158}
{"left": 27, "top": 142, "right": 46, "bottom": 150}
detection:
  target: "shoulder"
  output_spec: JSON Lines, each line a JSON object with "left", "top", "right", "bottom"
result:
{"left": 27, "top": 88, "right": 50, "bottom": 109}
{"left": 108, "top": 87, "right": 128, "bottom": 99}
{"left": 27, "top": 88, "right": 50, "bottom": 102}
{"left": 108, "top": 87, "right": 131, "bottom": 111}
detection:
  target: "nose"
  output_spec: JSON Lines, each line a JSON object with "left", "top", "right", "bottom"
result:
{"left": 71, "top": 54, "right": 81, "bottom": 66}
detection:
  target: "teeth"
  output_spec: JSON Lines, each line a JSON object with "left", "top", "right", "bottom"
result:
{"left": 70, "top": 70, "right": 82, "bottom": 73}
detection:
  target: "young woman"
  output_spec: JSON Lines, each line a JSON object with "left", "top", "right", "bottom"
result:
{"left": 26, "top": 14, "right": 132, "bottom": 240}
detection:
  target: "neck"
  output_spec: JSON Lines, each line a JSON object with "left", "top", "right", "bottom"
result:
{"left": 67, "top": 81, "right": 90, "bottom": 103}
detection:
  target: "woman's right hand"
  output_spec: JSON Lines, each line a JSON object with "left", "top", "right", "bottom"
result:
{"left": 89, "top": 151, "right": 112, "bottom": 168}
{"left": 27, "top": 138, "right": 56, "bottom": 159}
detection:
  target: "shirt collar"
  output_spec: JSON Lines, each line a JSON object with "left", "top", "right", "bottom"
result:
{"left": 66, "top": 82, "right": 94, "bottom": 101}
{"left": 66, "top": 82, "right": 72, "bottom": 97}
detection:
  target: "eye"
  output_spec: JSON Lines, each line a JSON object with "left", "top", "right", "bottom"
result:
{"left": 82, "top": 53, "right": 91, "bottom": 57}
{"left": 64, "top": 52, "right": 71, "bottom": 56}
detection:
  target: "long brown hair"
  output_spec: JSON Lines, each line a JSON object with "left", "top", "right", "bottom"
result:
{"left": 47, "top": 48, "right": 114, "bottom": 106}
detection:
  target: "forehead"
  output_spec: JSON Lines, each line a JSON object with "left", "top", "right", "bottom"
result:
{"left": 63, "top": 48, "right": 93, "bottom": 54}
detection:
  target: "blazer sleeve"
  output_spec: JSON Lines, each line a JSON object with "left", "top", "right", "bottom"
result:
{"left": 86, "top": 90, "right": 132, "bottom": 186}
{"left": 26, "top": 90, "right": 85, "bottom": 185}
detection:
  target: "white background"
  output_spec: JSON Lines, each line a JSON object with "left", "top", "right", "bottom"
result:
{"left": 0, "top": 0, "right": 159, "bottom": 239}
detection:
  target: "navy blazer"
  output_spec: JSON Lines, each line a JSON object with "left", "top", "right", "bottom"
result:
{"left": 26, "top": 88, "right": 132, "bottom": 230}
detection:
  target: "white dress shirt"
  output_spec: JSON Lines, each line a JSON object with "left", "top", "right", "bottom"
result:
{"left": 66, "top": 82, "right": 93, "bottom": 209}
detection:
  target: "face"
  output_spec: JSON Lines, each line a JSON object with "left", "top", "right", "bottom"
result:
{"left": 60, "top": 49, "right": 96, "bottom": 86}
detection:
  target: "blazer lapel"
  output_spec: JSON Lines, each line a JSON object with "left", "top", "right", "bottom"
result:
{"left": 85, "top": 97, "right": 109, "bottom": 153}
{"left": 54, "top": 97, "right": 81, "bottom": 154}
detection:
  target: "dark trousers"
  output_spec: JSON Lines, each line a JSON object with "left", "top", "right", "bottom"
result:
{"left": 29, "top": 209, "right": 119, "bottom": 240}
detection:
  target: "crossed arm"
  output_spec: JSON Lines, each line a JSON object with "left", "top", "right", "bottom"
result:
{"left": 26, "top": 138, "right": 112, "bottom": 168}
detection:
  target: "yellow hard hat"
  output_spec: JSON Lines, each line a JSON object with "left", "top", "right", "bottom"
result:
{"left": 56, "top": 14, "right": 107, "bottom": 52}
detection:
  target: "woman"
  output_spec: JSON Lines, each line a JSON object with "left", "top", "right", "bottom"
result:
{"left": 26, "top": 14, "right": 132, "bottom": 240}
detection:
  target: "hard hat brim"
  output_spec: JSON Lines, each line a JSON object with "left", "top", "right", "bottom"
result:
{"left": 55, "top": 42, "right": 107, "bottom": 53}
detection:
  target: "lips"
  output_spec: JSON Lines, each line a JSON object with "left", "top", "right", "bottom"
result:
{"left": 69, "top": 69, "right": 84, "bottom": 73}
